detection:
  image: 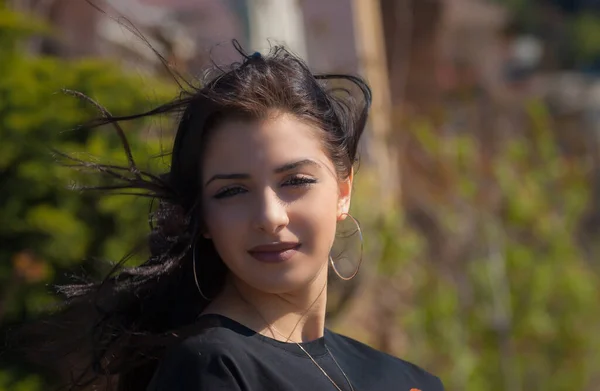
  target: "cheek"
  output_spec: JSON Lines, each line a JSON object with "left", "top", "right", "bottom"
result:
{"left": 202, "top": 202, "right": 247, "bottom": 248}
{"left": 202, "top": 205, "right": 247, "bottom": 272}
{"left": 290, "top": 186, "right": 339, "bottom": 244}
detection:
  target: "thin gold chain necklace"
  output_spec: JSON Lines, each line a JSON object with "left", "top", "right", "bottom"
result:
{"left": 268, "top": 322, "right": 356, "bottom": 391}
{"left": 230, "top": 283, "right": 355, "bottom": 391}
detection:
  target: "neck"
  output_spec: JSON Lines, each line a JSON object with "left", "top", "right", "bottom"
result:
{"left": 203, "top": 267, "right": 329, "bottom": 343}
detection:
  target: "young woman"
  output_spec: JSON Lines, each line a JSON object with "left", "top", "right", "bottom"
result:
{"left": 26, "top": 44, "right": 444, "bottom": 391}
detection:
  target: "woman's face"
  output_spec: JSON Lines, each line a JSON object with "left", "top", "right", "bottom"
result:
{"left": 201, "top": 112, "right": 352, "bottom": 294}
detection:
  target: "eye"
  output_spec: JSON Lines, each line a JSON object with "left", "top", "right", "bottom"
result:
{"left": 283, "top": 175, "right": 318, "bottom": 187}
{"left": 213, "top": 186, "right": 247, "bottom": 199}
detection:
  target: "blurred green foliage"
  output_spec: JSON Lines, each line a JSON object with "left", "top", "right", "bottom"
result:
{"left": 571, "top": 13, "right": 600, "bottom": 64}
{"left": 351, "top": 99, "right": 600, "bottom": 390}
{"left": 497, "top": 0, "right": 600, "bottom": 68}
{"left": 0, "top": 5, "right": 174, "bottom": 389}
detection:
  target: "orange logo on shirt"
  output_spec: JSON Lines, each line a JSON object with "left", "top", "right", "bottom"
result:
{"left": 410, "top": 389, "right": 422, "bottom": 391}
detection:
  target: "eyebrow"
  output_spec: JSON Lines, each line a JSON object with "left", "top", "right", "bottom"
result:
{"left": 204, "top": 159, "right": 321, "bottom": 187}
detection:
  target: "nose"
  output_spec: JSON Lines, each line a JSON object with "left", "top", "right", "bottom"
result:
{"left": 253, "top": 187, "right": 289, "bottom": 234}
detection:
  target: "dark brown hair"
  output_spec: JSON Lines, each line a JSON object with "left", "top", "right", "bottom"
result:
{"left": 17, "top": 41, "right": 371, "bottom": 391}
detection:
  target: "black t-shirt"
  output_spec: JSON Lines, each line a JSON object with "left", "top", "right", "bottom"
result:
{"left": 147, "top": 314, "right": 444, "bottom": 391}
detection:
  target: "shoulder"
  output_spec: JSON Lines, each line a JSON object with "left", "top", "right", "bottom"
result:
{"left": 147, "top": 328, "right": 249, "bottom": 391}
{"left": 327, "top": 330, "right": 445, "bottom": 390}
{"left": 171, "top": 325, "right": 250, "bottom": 355}
{"left": 158, "top": 326, "right": 249, "bottom": 367}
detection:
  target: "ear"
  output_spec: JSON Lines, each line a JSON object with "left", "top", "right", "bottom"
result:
{"left": 337, "top": 168, "right": 353, "bottom": 221}
{"left": 202, "top": 231, "right": 211, "bottom": 239}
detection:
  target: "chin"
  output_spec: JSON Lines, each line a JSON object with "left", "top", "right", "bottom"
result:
{"left": 244, "top": 272, "right": 321, "bottom": 295}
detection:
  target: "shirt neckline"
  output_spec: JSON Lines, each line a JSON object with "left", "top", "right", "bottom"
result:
{"left": 197, "top": 313, "right": 330, "bottom": 358}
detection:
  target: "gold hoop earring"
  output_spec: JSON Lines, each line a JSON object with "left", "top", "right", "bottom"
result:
{"left": 192, "top": 239, "right": 213, "bottom": 300}
{"left": 329, "top": 212, "right": 363, "bottom": 281}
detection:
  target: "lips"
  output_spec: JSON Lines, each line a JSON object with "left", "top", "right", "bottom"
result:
{"left": 247, "top": 242, "right": 301, "bottom": 263}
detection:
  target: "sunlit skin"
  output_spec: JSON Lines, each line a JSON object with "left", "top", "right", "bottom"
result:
{"left": 200, "top": 111, "right": 352, "bottom": 343}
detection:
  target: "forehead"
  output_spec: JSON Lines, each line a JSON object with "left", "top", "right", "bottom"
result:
{"left": 201, "top": 113, "right": 329, "bottom": 172}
